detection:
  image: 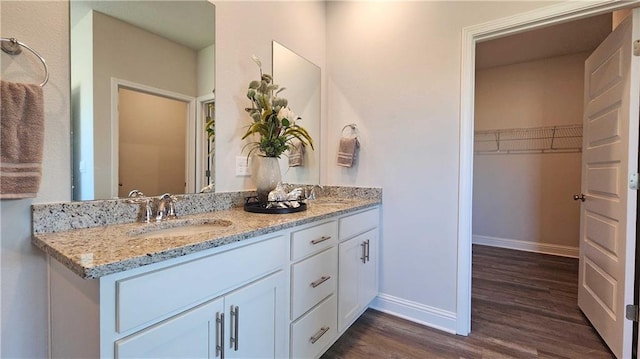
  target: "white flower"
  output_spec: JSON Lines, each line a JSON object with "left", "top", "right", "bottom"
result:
{"left": 277, "top": 107, "right": 296, "bottom": 123}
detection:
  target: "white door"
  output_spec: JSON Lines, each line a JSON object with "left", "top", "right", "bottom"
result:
{"left": 578, "top": 9, "right": 640, "bottom": 359}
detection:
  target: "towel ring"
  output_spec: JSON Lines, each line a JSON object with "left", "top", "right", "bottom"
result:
{"left": 1, "top": 37, "right": 49, "bottom": 87}
{"left": 341, "top": 123, "right": 358, "bottom": 138}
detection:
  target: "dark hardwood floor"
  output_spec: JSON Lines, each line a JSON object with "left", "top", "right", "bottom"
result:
{"left": 321, "top": 245, "right": 614, "bottom": 359}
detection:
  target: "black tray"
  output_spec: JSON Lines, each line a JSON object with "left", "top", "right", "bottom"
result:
{"left": 243, "top": 197, "right": 307, "bottom": 214}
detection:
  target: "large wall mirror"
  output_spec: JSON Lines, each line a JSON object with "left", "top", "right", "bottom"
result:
{"left": 70, "top": 1, "right": 215, "bottom": 200}
{"left": 272, "top": 41, "right": 321, "bottom": 185}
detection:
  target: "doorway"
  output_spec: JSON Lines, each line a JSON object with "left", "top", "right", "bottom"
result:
{"left": 118, "top": 88, "right": 188, "bottom": 197}
{"left": 457, "top": 2, "right": 640, "bottom": 358}
{"left": 111, "top": 79, "right": 196, "bottom": 198}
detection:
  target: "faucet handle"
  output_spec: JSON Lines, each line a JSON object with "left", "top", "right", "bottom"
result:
{"left": 128, "top": 189, "right": 145, "bottom": 198}
{"left": 157, "top": 193, "right": 178, "bottom": 220}
{"left": 125, "top": 190, "right": 153, "bottom": 223}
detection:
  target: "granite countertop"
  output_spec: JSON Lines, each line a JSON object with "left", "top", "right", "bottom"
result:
{"left": 32, "top": 197, "right": 380, "bottom": 279}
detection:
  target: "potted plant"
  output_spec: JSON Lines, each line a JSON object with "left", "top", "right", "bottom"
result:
{"left": 242, "top": 56, "right": 314, "bottom": 203}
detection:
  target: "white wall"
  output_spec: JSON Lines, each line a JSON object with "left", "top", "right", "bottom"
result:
{"left": 325, "top": 1, "right": 558, "bottom": 328}
{"left": 215, "top": 1, "right": 326, "bottom": 192}
{"left": 0, "top": 1, "right": 71, "bottom": 357}
{"left": 473, "top": 53, "right": 587, "bottom": 254}
{"left": 197, "top": 44, "right": 215, "bottom": 97}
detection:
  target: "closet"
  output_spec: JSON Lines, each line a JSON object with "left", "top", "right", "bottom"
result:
{"left": 471, "top": 14, "right": 612, "bottom": 258}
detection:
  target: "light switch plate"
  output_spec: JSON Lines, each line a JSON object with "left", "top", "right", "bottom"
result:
{"left": 235, "top": 156, "right": 251, "bottom": 176}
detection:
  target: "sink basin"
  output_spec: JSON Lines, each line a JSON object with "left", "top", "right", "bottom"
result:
{"left": 128, "top": 218, "right": 233, "bottom": 239}
{"left": 311, "top": 198, "right": 357, "bottom": 205}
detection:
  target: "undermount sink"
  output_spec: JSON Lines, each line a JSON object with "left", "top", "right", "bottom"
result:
{"left": 311, "top": 197, "right": 357, "bottom": 205}
{"left": 128, "top": 218, "right": 233, "bottom": 239}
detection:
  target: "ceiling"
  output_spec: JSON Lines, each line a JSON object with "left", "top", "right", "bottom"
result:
{"left": 476, "top": 13, "right": 612, "bottom": 70}
{"left": 72, "top": 1, "right": 215, "bottom": 50}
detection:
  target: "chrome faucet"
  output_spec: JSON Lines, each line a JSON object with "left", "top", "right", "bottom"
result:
{"left": 306, "top": 185, "right": 324, "bottom": 200}
{"left": 126, "top": 190, "right": 178, "bottom": 223}
{"left": 126, "top": 190, "right": 153, "bottom": 223}
{"left": 155, "top": 193, "right": 177, "bottom": 222}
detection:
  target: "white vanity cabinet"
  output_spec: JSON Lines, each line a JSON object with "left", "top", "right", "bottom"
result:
{"left": 289, "top": 221, "right": 339, "bottom": 358}
{"left": 46, "top": 205, "right": 380, "bottom": 359}
{"left": 115, "top": 271, "right": 284, "bottom": 359}
{"left": 337, "top": 209, "right": 380, "bottom": 333}
{"left": 288, "top": 207, "right": 380, "bottom": 359}
{"left": 50, "top": 235, "right": 287, "bottom": 359}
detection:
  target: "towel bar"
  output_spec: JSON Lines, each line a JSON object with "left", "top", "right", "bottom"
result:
{"left": 1, "top": 37, "right": 49, "bottom": 87}
{"left": 341, "top": 123, "right": 358, "bottom": 138}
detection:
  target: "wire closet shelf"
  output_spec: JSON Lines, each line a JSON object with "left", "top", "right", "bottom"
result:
{"left": 474, "top": 124, "right": 583, "bottom": 155}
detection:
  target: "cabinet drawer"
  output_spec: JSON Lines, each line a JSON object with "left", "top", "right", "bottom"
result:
{"left": 116, "top": 236, "right": 285, "bottom": 333}
{"left": 291, "top": 294, "right": 337, "bottom": 359}
{"left": 291, "top": 247, "right": 337, "bottom": 320}
{"left": 291, "top": 221, "right": 337, "bottom": 261}
{"left": 339, "top": 208, "right": 379, "bottom": 240}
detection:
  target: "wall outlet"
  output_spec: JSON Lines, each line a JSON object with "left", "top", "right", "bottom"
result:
{"left": 235, "top": 156, "right": 251, "bottom": 176}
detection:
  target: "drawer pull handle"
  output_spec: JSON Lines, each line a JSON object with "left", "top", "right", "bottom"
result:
{"left": 311, "top": 276, "right": 331, "bottom": 288}
{"left": 365, "top": 239, "right": 370, "bottom": 262}
{"left": 216, "top": 312, "right": 225, "bottom": 358}
{"left": 230, "top": 306, "right": 239, "bottom": 351}
{"left": 361, "top": 242, "right": 367, "bottom": 263}
{"left": 311, "top": 236, "right": 331, "bottom": 245}
{"left": 310, "top": 326, "right": 330, "bottom": 344}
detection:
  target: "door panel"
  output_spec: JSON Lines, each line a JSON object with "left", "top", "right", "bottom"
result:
{"left": 115, "top": 298, "right": 222, "bottom": 359}
{"left": 578, "top": 9, "right": 640, "bottom": 359}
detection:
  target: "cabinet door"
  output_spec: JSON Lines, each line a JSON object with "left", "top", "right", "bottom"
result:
{"left": 358, "top": 229, "right": 378, "bottom": 308}
{"left": 224, "top": 271, "right": 286, "bottom": 359}
{"left": 338, "top": 229, "right": 379, "bottom": 333}
{"left": 338, "top": 236, "right": 363, "bottom": 332}
{"left": 115, "top": 298, "right": 224, "bottom": 359}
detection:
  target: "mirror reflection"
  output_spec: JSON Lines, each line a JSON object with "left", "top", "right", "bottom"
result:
{"left": 272, "top": 41, "right": 321, "bottom": 185}
{"left": 70, "top": 1, "right": 215, "bottom": 200}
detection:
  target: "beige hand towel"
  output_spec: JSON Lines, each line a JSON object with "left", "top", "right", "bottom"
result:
{"left": 288, "top": 140, "right": 305, "bottom": 167}
{"left": 1, "top": 80, "right": 44, "bottom": 199}
{"left": 337, "top": 136, "right": 359, "bottom": 167}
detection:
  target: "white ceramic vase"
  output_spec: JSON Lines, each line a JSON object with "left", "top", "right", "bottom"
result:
{"left": 252, "top": 156, "right": 282, "bottom": 204}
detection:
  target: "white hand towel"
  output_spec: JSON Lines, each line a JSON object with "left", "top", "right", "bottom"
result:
{"left": 1, "top": 80, "right": 44, "bottom": 199}
{"left": 337, "top": 137, "right": 359, "bottom": 167}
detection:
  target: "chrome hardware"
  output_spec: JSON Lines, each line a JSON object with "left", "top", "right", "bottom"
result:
{"left": 126, "top": 190, "right": 179, "bottom": 223}
{"left": 216, "top": 312, "right": 225, "bottom": 358}
{"left": 230, "top": 306, "right": 239, "bottom": 351}
{"left": 310, "top": 276, "right": 331, "bottom": 288}
{"left": 156, "top": 193, "right": 178, "bottom": 222}
{"left": 361, "top": 242, "right": 367, "bottom": 263}
{"left": 126, "top": 190, "right": 153, "bottom": 223}
{"left": 127, "top": 189, "right": 144, "bottom": 198}
{"left": 0, "top": 37, "right": 49, "bottom": 87}
{"left": 573, "top": 194, "right": 586, "bottom": 202}
{"left": 309, "top": 326, "right": 330, "bottom": 344}
{"left": 364, "top": 240, "right": 370, "bottom": 262}
{"left": 311, "top": 236, "right": 331, "bottom": 245}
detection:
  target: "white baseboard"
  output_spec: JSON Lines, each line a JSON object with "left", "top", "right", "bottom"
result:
{"left": 472, "top": 235, "right": 578, "bottom": 258}
{"left": 370, "top": 293, "right": 457, "bottom": 334}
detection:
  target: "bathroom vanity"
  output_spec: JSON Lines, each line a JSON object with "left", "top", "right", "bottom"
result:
{"left": 32, "top": 189, "right": 381, "bottom": 359}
